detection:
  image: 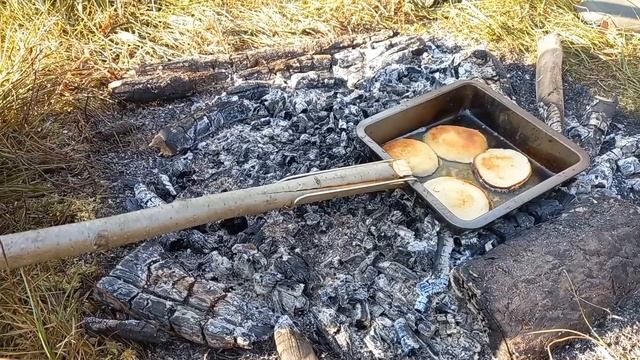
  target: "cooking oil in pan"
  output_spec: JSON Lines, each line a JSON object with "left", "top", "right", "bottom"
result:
{"left": 401, "top": 111, "right": 555, "bottom": 208}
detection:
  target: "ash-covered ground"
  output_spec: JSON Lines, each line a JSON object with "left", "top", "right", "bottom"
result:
{"left": 90, "top": 34, "right": 640, "bottom": 359}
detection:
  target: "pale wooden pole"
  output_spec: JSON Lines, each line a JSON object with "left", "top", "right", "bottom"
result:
{"left": 275, "top": 315, "right": 318, "bottom": 360}
{"left": 0, "top": 160, "right": 412, "bottom": 270}
{"left": 536, "top": 33, "right": 564, "bottom": 133}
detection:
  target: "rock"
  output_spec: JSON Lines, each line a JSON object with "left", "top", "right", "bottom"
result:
{"left": 451, "top": 196, "right": 640, "bottom": 359}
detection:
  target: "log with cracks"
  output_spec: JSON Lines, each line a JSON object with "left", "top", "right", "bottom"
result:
{"left": 108, "top": 31, "right": 395, "bottom": 102}
{"left": 93, "top": 239, "right": 275, "bottom": 349}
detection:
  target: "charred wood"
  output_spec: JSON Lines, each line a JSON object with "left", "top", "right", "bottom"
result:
{"left": 415, "top": 230, "right": 454, "bottom": 312}
{"left": 109, "top": 31, "right": 395, "bottom": 102}
{"left": 149, "top": 99, "right": 259, "bottom": 156}
{"left": 568, "top": 95, "right": 618, "bottom": 158}
{"left": 109, "top": 70, "right": 230, "bottom": 102}
{"left": 84, "top": 316, "right": 171, "bottom": 344}
{"left": 93, "top": 235, "right": 275, "bottom": 350}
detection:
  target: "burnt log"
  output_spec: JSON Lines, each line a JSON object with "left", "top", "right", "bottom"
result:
{"left": 569, "top": 95, "right": 618, "bottom": 158}
{"left": 92, "top": 238, "right": 275, "bottom": 350}
{"left": 451, "top": 195, "right": 640, "bottom": 359}
{"left": 149, "top": 99, "right": 259, "bottom": 156}
{"left": 108, "top": 70, "right": 230, "bottom": 103}
{"left": 536, "top": 33, "right": 564, "bottom": 133}
{"left": 83, "top": 317, "right": 171, "bottom": 344}
{"left": 109, "top": 31, "right": 395, "bottom": 102}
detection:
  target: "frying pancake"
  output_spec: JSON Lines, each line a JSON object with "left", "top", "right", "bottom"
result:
{"left": 382, "top": 138, "right": 439, "bottom": 176}
{"left": 473, "top": 148, "right": 532, "bottom": 189}
{"left": 424, "top": 125, "right": 488, "bottom": 163}
{"left": 424, "top": 177, "right": 490, "bottom": 220}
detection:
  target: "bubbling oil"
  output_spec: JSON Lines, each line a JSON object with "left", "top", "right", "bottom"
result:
{"left": 399, "top": 111, "right": 555, "bottom": 208}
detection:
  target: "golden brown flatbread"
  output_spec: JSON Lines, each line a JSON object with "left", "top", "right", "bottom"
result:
{"left": 473, "top": 148, "right": 532, "bottom": 189}
{"left": 424, "top": 177, "right": 490, "bottom": 220}
{"left": 424, "top": 125, "right": 488, "bottom": 163}
{"left": 382, "top": 138, "right": 439, "bottom": 176}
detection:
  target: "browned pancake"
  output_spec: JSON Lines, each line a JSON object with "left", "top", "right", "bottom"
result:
{"left": 383, "top": 138, "right": 439, "bottom": 176}
{"left": 424, "top": 177, "right": 490, "bottom": 220}
{"left": 473, "top": 148, "right": 532, "bottom": 189}
{"left": 424, "top": 125, "right": 488, "bottom": 163}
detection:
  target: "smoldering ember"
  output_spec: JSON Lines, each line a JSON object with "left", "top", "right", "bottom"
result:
{"left": 81, "top": 32, "right": 640, "bottom": 359}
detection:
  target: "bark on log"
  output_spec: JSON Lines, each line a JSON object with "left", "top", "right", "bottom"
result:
{"left": 536, "top": 33, "right": 564, "bottom": 133}
{"left": 108, "top": 31, "right": 395, "bottom": 102}
{"left": 571, "top": 95, "right": 618, "bottom": 158}
{"left": 451, "top": 195, "right": 640, "bottom": 359}
{"left": 274, "top": 315, "right": 318, "bottom": 360}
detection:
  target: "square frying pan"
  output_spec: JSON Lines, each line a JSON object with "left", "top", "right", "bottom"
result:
{"left": 356, "top": 80, "right": 590, "bottom": 229}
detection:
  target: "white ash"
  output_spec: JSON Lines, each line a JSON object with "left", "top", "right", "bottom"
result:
{"left": 92, "top": 33, "right": 640, "bottom": 360}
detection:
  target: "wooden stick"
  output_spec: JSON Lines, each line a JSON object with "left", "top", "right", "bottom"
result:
{"left": 0, "top": 160, "right": 411, "bottom": 270}
{"left": 536, "top": 33, "right": 564, "bottom": 133}
{"left": 275, "top": 315, "right": 318, "bottom": 360}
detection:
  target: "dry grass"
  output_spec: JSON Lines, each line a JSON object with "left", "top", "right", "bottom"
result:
{"left": 528, "top": 271, "right": 621, "bottom": 359}
{"left": 1, "top": 0, "right": 638, "bottom": 358}
{"left": 435, "top": 0, "right": 640, "bottom": 110}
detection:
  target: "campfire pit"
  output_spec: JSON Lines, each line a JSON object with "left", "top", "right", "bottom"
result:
{"left": 76, "top": 33, "right": 640, "bottom": 359}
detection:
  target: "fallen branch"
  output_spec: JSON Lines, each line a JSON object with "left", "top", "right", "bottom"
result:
{"left": 108, "top": 31, "right": 395, "bottom": 102}
{"left": 536, "top": 33, "right": 564, "bottom": 133}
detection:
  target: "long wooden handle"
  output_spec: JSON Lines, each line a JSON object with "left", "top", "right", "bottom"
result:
{"left": 0, "top": 160, "right": 412, "bottom": 270}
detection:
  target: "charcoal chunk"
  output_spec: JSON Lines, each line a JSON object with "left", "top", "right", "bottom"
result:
{"left": 525, "top": 199, "right": 563, "bottom": 222}
{"left": 220, "top": 216, "right": 248, "bottom": 235}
